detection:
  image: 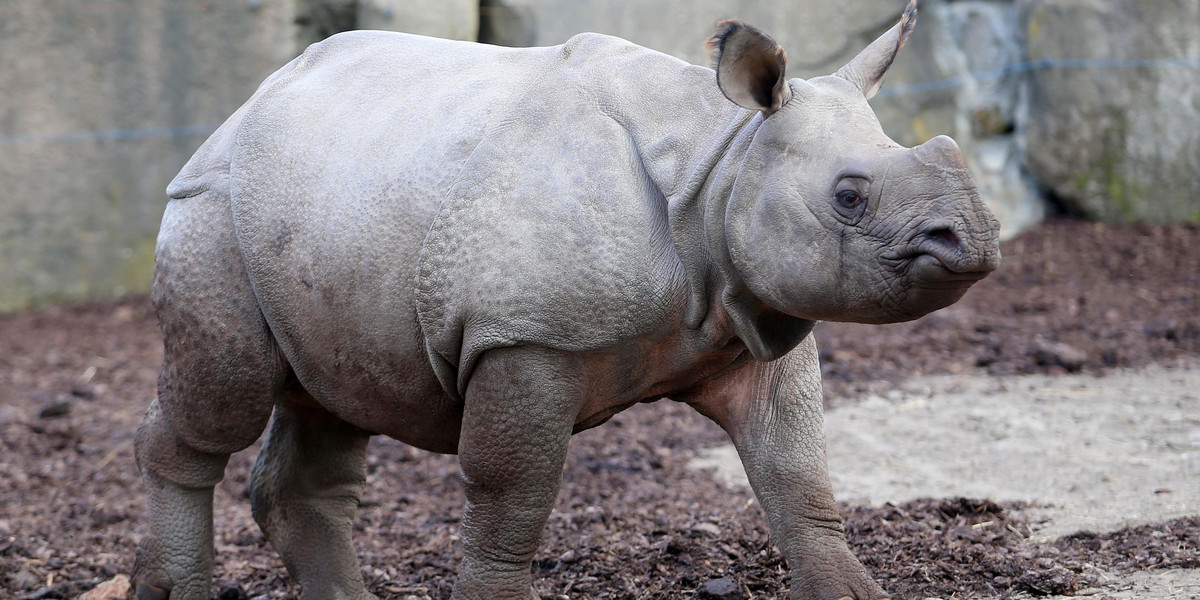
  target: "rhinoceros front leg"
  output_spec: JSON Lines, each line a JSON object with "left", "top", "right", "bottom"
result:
{"left": 688, "top": 336, "right": 887, "bottom": 600}
{"left": 452, "top": 347, "right": 582, "bottom": 600}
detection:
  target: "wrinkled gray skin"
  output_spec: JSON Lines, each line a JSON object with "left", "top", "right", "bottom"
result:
{"left": 133, "top": 2, "right": 1000, "bottom": 599}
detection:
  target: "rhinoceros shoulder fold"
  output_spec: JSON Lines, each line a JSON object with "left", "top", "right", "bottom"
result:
{"left": 415, "top": 35, "right": 699, "bottom": 398}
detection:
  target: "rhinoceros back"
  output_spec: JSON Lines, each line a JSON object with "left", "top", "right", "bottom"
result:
{"left": 192, "top": 30, "right": 701, "bottom": 411}
{"left": 194, "top": 32, "right": 554, "bottom": 409}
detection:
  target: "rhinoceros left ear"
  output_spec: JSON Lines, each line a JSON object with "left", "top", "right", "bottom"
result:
{"left": 708, "top": 20, "right": 790, "bottom": 115}
{"left": 836, "top": 0, "right": 918, "bottom": 99}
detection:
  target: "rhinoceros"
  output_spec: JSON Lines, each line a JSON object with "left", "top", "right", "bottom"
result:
{"left": 132, "top": 1, "right": 1000, "bottom": 598}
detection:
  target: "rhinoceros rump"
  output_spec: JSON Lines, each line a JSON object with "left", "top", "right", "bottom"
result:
{"left": 132, "top": 1, "right": 1000, "bottom": 598}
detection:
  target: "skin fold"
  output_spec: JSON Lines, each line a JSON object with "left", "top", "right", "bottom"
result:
{"left": 133, "top": 1, "right": 1000, "bottom": 599}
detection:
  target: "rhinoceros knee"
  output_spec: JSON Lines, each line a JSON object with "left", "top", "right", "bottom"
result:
{"left": 135, "top": 398, "right": 230, "bottom": 489}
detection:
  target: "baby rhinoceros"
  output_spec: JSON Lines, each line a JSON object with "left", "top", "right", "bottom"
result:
{"left": 133, "top": 1, "right": 1000, "bottom": 599}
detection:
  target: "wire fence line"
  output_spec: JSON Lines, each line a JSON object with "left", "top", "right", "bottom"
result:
{"left": 874, "top": 56, "right": 1200, "bottom": 98}
{"left": 2, "top": 56, "right": 1197, "bottom": 147}
{"left": 0, "top": 124, "right": 220, "bottom": 146}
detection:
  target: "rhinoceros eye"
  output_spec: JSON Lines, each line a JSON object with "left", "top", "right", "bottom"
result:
{"left": 836, "top": 189, "right": 863, "bottom": 208}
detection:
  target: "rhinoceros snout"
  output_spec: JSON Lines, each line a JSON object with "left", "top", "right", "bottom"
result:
{"left": 905, "top": 135, "right": 1002, "bottom": 278}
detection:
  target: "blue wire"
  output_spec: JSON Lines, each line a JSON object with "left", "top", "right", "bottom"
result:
{"left": 874, "top": 57, "right": 1200, "bottom": 98}
{"left": 0, "top": 124, "right": 218, "bottom": 146}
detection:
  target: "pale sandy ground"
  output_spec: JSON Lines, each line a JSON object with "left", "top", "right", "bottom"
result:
{"left": 689, "top": 361, "right": 1200, "bottom": 599}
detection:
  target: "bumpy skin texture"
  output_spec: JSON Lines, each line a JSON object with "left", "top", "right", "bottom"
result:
{"left": 134, "top": 2, "right": 1000, "bottom": 599}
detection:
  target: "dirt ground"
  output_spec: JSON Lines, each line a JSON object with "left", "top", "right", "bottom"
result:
{"left": 1, "top": 218, "right": 1198, "bottom": 600}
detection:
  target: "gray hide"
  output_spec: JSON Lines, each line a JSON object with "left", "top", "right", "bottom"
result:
{"left": 133, "top": 1, "right": 1000, "bottom": 599}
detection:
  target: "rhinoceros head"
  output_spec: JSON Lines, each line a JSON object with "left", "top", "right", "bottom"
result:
{"left": 710, "top": 0, "right": 1001, "bottom": 326}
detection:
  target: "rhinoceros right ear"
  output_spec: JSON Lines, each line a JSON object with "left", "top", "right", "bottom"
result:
{"left": 836, "top": 0, "right": 918, "bottom": 99}
{"left": 708, "top": 20, "right": 790, "bottom": 115}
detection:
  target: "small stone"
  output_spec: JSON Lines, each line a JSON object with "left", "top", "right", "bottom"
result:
{"left": 696, "top": 577, "right": 745, "bottom": 600}
{"left": 691, "top": 522, "right": 722, "bottom": 537}
{"left": 217, "top": 582, "right": 246, "bottom": 600}
{"left": 10, "top": 568, "right": 41, "bottom": 590}
{"left": 37, "top": 398, "right": 72, "bottom": 419}
{"left": 1031, "top": 338, "right": 1087, "bottom": 372}
{"left": 951, "top": 525, "right": 980, "bottom": 542}
{"left": 78, "top": 575, "right": 131, "bottom": 600}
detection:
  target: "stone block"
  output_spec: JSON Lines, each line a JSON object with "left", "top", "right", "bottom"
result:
{"left": 1019, "top": 0, "right": 1200, "bottom": 222}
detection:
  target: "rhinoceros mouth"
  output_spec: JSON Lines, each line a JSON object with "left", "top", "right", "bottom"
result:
{"left": 883, "top": 233, "right": 993, "bottom": 283}
{"left": 908, "top": 253, "right": 990, "bottom": 285}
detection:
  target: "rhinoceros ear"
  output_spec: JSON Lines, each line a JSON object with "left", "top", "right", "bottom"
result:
{"left": 836, "top": 0, "right": 918, "bottom": 99}
{"left": 708, "top": 20, "right": 790, "bottom": 115}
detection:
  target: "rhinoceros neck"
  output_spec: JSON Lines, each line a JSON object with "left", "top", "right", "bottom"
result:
{"left": 590, "top": 63, "right": 813, "bottom": 360}
{"left": 580, "top": 58, "right": 757, "bottom": 331}
{"left": 653, "top": 106, "right": 757, "bottom": 327}
{"left": 702, "top": 116, "right": 818, "bottom": 362}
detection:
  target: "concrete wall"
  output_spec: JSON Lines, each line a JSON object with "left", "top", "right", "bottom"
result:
{"left": 0, "top": 0, "right": 298, "bottom": 312}
{"left": 0, "top": 0, "right": 477, "bottom": 312}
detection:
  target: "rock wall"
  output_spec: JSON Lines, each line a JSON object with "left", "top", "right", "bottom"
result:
{"left": 1019, "top": 0, "right": 1200, "bottom": 222}
{"left": 0, "top": 0, "right": 476, "bottom": 312}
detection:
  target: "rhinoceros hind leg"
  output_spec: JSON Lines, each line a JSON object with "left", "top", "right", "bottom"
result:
{"left": 132, "top": 398, "right": 231, "bottom": 600}
{"left": 250, "top": 396, "right": 377, "bottom": 600}
{"left": 133, "top": 191, "right": 287, "bottom": 598}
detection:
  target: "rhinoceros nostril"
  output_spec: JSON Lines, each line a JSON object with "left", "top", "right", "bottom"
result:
{"left": 926, "top": 226, "right": 960, "bottom": 250}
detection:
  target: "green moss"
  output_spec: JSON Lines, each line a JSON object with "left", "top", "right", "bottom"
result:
{"left": 1104, "top": 171, "right": 1137, "bottom": 221}
{"left": 1027, "top": 7, "right": 1043, "bottom": 42}
{"left": 1087, "top": 117, "right": 1144, "bottom": 222}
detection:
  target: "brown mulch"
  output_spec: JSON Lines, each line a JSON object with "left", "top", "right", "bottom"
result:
{"left": 847, "top": 499, "right": 1199, "bottom": 599}
{"left": 2, "top": 218, "right": 1198, "bottom": 600}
